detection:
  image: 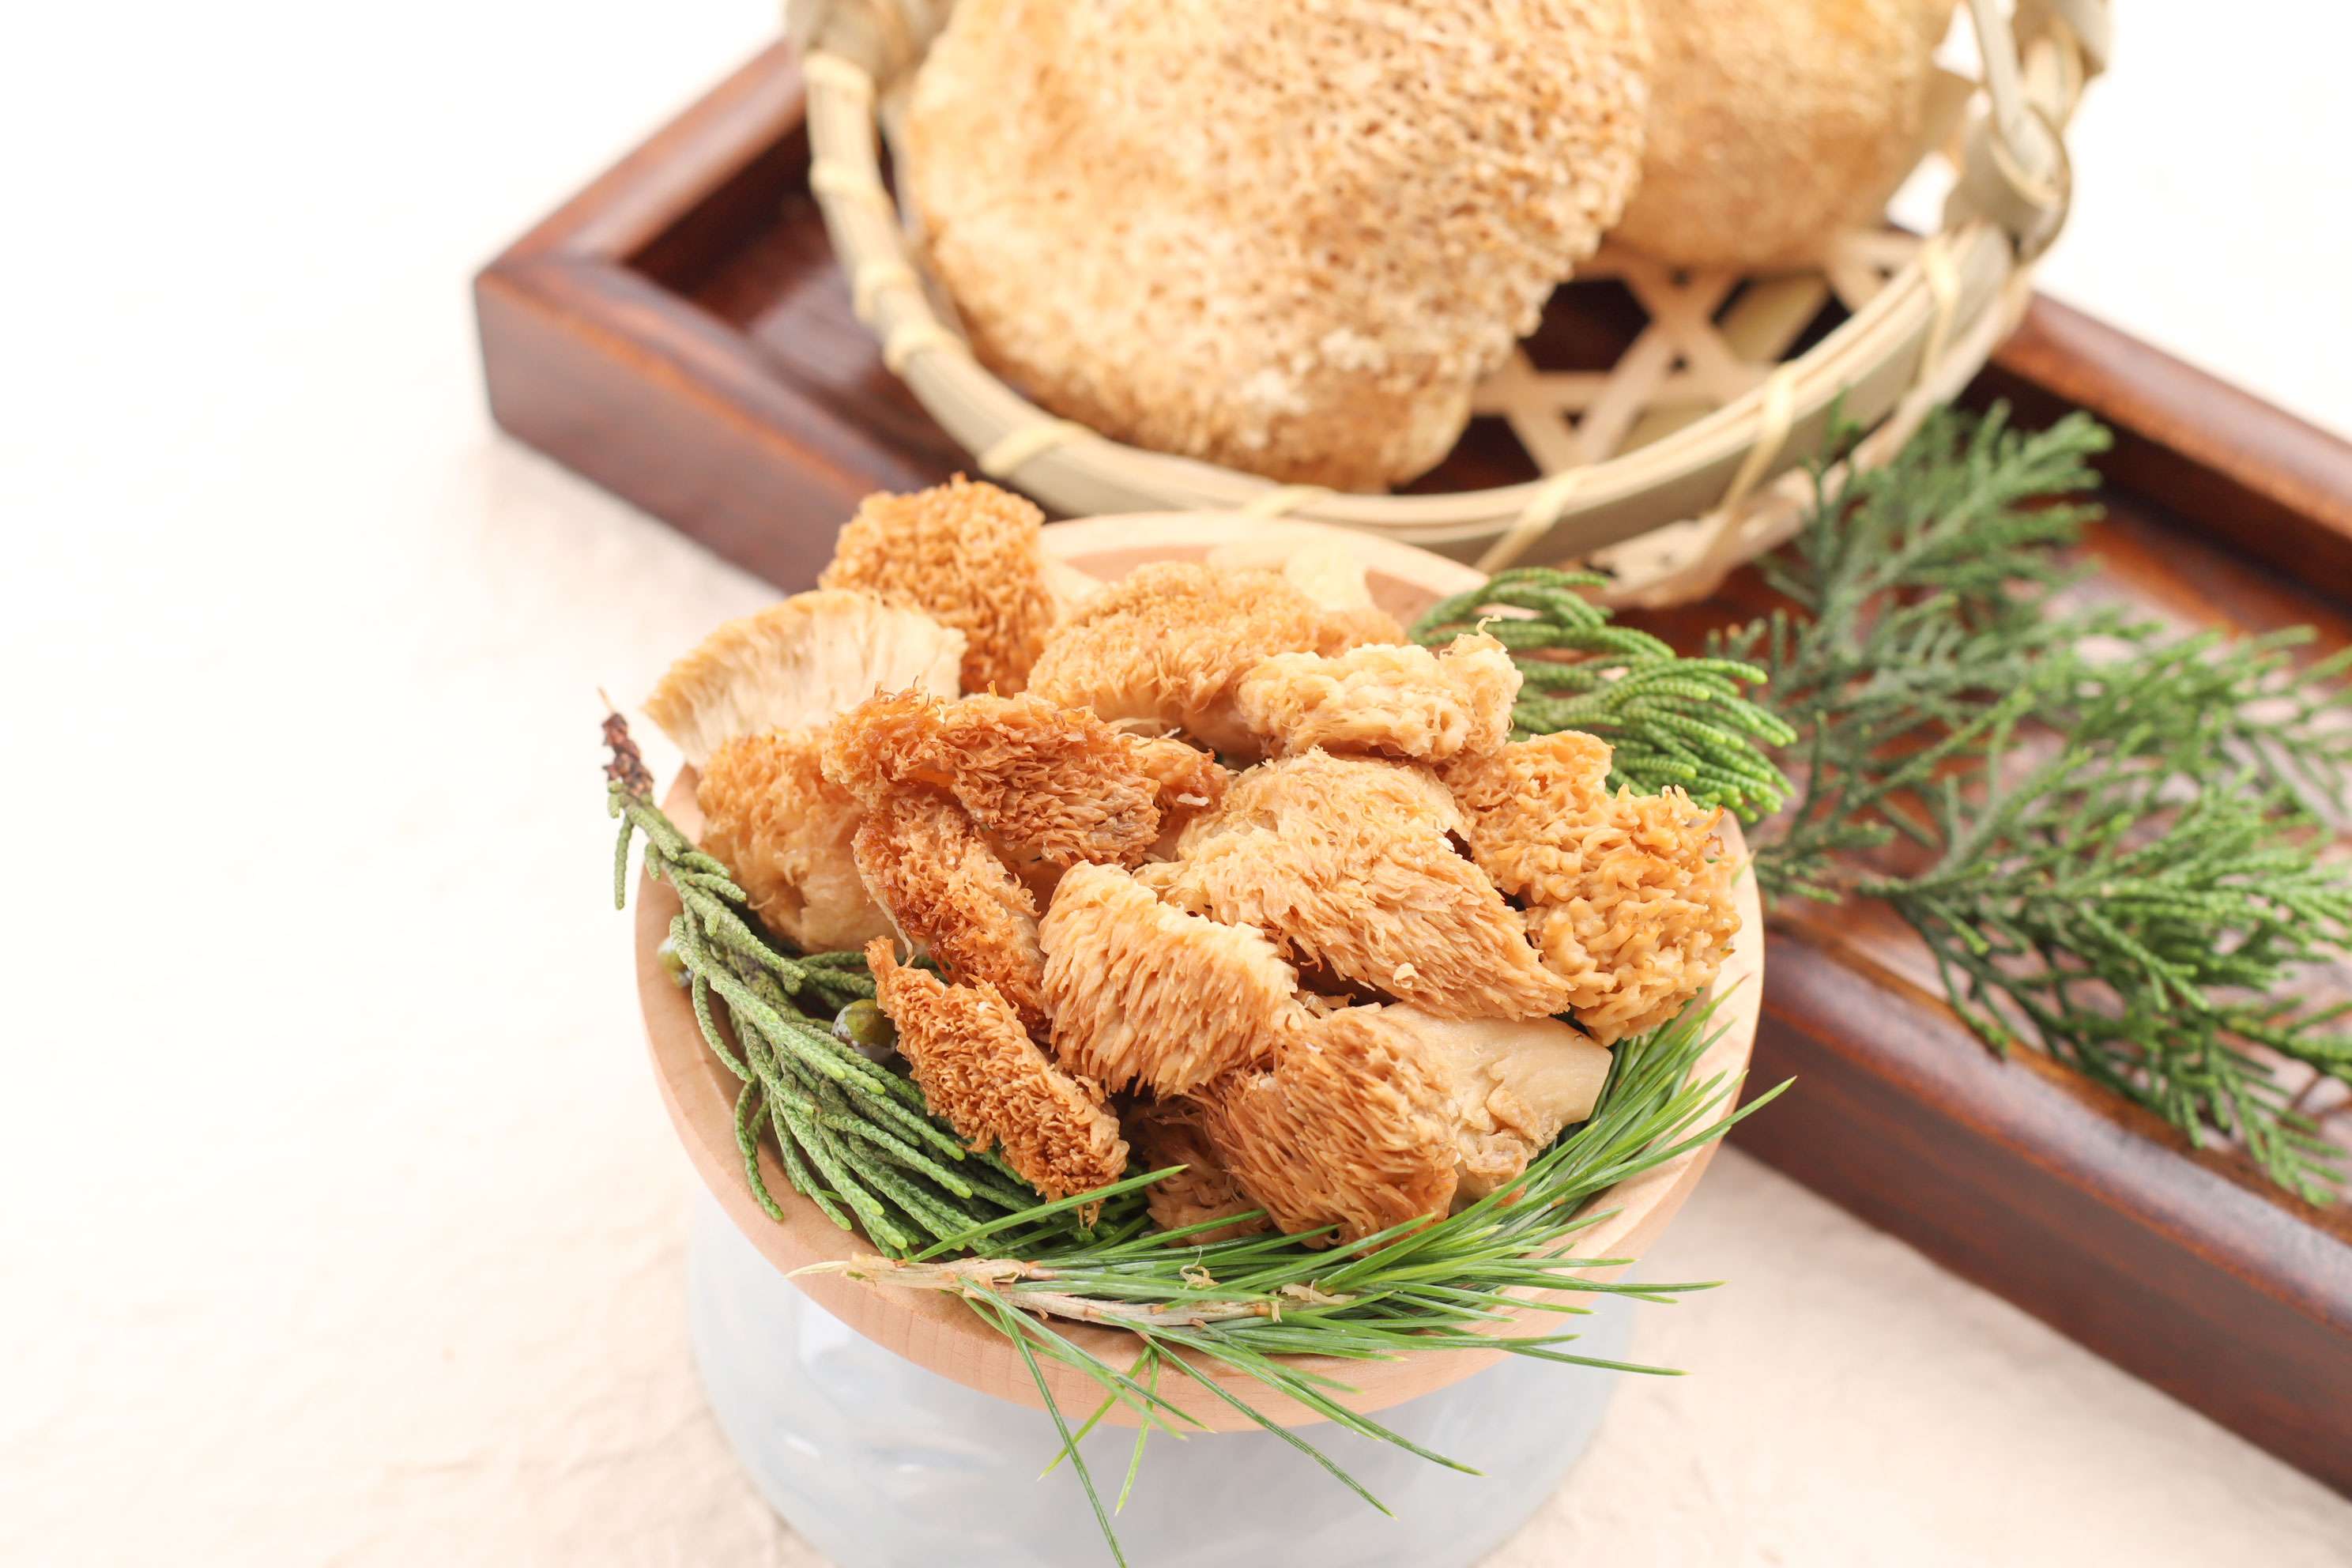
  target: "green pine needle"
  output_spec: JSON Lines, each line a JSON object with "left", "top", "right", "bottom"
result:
{"left": 602, "top": 724, "right": 1773, "bottom": 1567}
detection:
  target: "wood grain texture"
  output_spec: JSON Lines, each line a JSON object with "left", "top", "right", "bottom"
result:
{"left": 485, "top": 43, "right": 2352, "bottom": 1491}
{"left": 1980, "top": 295, "right": 2352, "bottom": 604}
{"left": 634, "top": 519, "right": 1764, "bottom": 1430}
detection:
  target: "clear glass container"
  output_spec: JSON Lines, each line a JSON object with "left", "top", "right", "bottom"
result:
{"left": 688, "top": 1195, "right": 1629, "bottom": 1567}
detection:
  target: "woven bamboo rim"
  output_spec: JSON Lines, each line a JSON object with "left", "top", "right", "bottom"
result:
{"left": 640, "top": 518, "right": 1766, "bottom": 1428}
{"left": 787, "top": 0, "right": 2107, "bottom": 605}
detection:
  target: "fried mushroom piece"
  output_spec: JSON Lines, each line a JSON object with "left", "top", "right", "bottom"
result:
{"left": 644, "top": 590, "right": 965, "bottom": 768}
{"left": 819, "top": 477, "right": 1059, "bottom": 695}
{"left": 1192, "top": 1005, "right": 1461, "bottom": 1246}
{"left": 851, "top": 791, "right": 1050, "bottom": 1038}
{"left": 868, "top": 942, "right": 1129, "bottom": 1204}
{"left": 1121, "top": 1099, "right": 1272, "bottom": 1246}
{"left": 697, "top": 729, "right": 892, "bottom": 952}
{"left": 1234, "top": 633, "right": 1520, "bottom": 762}
{"left": 1027, "top": 562, "right": 1398, "bottom": 755}
{"left": 1446, "top": 731, "right": 1741, "bottom": 1045}
{"left": 826, "top": 691, "right": 1170, "bottom": 870}
{"left": 1040, "top": 863, "right": 1302, "bottom": 1097}
{"left": 1140, "top": 752, "right": 1574, "bottom": 1020}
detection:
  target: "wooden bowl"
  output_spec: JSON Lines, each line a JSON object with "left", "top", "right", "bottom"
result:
{"left": 636, "top": 516, "right": 1764, "bottom": 1430}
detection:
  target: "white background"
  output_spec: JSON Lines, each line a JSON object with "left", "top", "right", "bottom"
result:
{"left": 5, "top": 3, "right": 2351, "bottom": 1563}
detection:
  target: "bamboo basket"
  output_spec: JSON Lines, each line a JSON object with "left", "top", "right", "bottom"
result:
{"left": 784, "top": 0, "right": 2107, "bottom": 606}
{"left": 640, "top": 518, "right": 1766, "bottom": 1428}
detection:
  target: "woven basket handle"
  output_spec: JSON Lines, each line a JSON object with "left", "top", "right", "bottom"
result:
{"left": 1956, "top": 0, "right": 2108, "bottom": 258}
{"left": 786, "top": 0, "right": 952, "bottom": 83}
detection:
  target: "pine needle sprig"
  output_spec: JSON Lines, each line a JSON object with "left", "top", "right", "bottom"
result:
{"left": 1410, "top": 567, "right": 1795, "bottom": 816}
{"left": 819, "top": 1001, "right": 1783, "bottom": 1536}
{"left": 601, "top": 714, "right": 1780, "bottom": 1565}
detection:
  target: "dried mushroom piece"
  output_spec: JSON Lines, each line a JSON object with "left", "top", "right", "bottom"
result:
{"left": 852, "top": 790, "right": 1050, "bottom": 1038}
{"left": 1613, "top": 0, "right": 1952, "bottom": 270}
{"left": 904, "top": 0, "right": 1649, "bottom": 490}
{"left": 1040, "top": 863, "right": 1302, "bottom": 1098}
{"left": 1027, "top": 562, "right": 1396, "bottom": 756}
{"left": 643, "top": 590, "right": 965, "bottom": 769}
{"left": 820, "top": 477, "right": 1059, "bottom": 695}
{"left": 1447, "top": 732, "right": 1740, "bottom": 1045}
{"left": 697, "top": 729, "right": 893, "bottom": 952}
{"left": 1120, "top": 733, "right": 1231, "bottom": 829}
{"left": 1366, "top": 1007, "right": 1614, "bottom": 1202}
{"left": 1142, "top": 752, "right": 1574, "bottom": 1020}
{"left": 1193, "top": 1005, "right": 1461, "bottom": 1246}
{"left": 869, "top": 943, "right": 1129, "bottom": 1204}
{"left": 826, "top": 691, "right": 1169, "bottom": 869}
{"left": 1121, "top": 1100, "right": 1270, "bottom": 1246}
{"left": 1234, "top": 633, "right": 1520, "bottom": 762}
{"left": 1204, "top": 532, "right": 1378, "bottom": 612}
{"left": 1040, "top": 555, "right": 1103, "bottom": 625}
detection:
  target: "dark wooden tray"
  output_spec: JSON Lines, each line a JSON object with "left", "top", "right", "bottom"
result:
{"left": 477, "top": 41, "right": 2352, "bottom": 1492}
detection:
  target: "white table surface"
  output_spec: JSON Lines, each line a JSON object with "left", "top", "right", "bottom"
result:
{"left": 6, "top": 3, "right": 2350, "bottom": 1563}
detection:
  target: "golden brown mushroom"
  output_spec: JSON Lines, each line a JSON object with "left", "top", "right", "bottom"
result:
{"left": 1141, "top": 751, "right": 1574, "bottom": 1020}
{"left": 1446, "top": 731, "right": 1740, "bottom": 1044}
{"left": 904, "top": 0, "right": 1649, "bottom": 490}
{"left": 824, "top": 690, "right": 1165, "bottom": 869}
{"left": 1039, "top": 862, "right": 1302, "bottom": 1098}
{"left": 1367, "top": 1006, "right": 1615, "bottom": 1201}
{"left": 696, "top": 729, "right": 892, "bottom": 952}
{"left": 851, "top": 790, "right": 1050, "bottom": 1038}
{"left": 1185, "top": 1002, "right": 1613, "bottom": 1242}
{"left": 643, "top": 590, "right": 964, "bottom": 769}
{"left": 1191, "top": 1005, "right": 1461, "bottom": 1246}
{"left": 1611, "top": 0, "right": 1954, "bottom": 270}
{"left": 869, "top": 943, "right": 1129, "bottom": 1204}
{"left": 1234, "top": 633, "right": 1520, "bottom": 762}
{"left": 1027, "top": 562, "right": 1400, "bottom": 755}
{"left": 1203, "top": 532, "right": 1379, "bottom": 614}
{"left": 819, "top": 477, "right": 1060, "bottom": 695}
{"left": 1121, "top": 1099, "right": 1272, "bottom": 1246}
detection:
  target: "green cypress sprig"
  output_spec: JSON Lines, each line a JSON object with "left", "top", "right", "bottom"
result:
{"left": 1715, "top": 404, "right": 2352, "bottom": 1199}
{"left": 1410, "top": 567, "right": 1796, "bottom": 816}
{"left": 604, "top": 725, "right": 1136, "bottom": 1254}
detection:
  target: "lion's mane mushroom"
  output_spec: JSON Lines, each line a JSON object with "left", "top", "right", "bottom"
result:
{"left": 904, "top": 0, "right": 1650, "bottom": 491}
{"left": 1446, "top": 731, "right": 1740, "bottom": 1044}
{"left": 825, "top": 690, "right": 1183, "bottom": 871}
{"left": 869, "top": 943, "right": 1129, "bottom": 1204}
{"left": 1040, "top": 862, "right": 1302, "bottom": 1098}
{"left": 1367, "top": 1006, "right": 1615, "bottom": 1200}
{"left": 696, "top": 729, "right": 892, "bottom": 952}
{"left": 819, "top": 477, "right": 1060, "bottom": 695}
{"left": 1121, "top": 1099, "right": 1271, "bottom": 1246}
{"left": 1028, "top": 562, "right": 1400, "bottom": 756}
{"left": 1140, "top": 751, "right": 1574, "bottom": 1020}
{"left": 1234, "top": 633, "right": 1521, "bottom": 762}
{"left": 1612, "top": 0, "right": 1954, "bottom": 270}
{"left": 642, "top": 590, "right": 965, "bottom": 770}
{"left": 1192, "top": 1005, "right": 1462, "bottom": 1246}
{"left": 852, "top": 790, "right": 1050, "bottom": 1038}
{"left": 1204, "top": 531, "right": 1380, "bottom": 615}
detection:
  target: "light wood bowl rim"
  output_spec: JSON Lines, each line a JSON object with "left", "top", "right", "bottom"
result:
{"left": 636, "top": 515, "right": 1764, "bottom": 1429}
